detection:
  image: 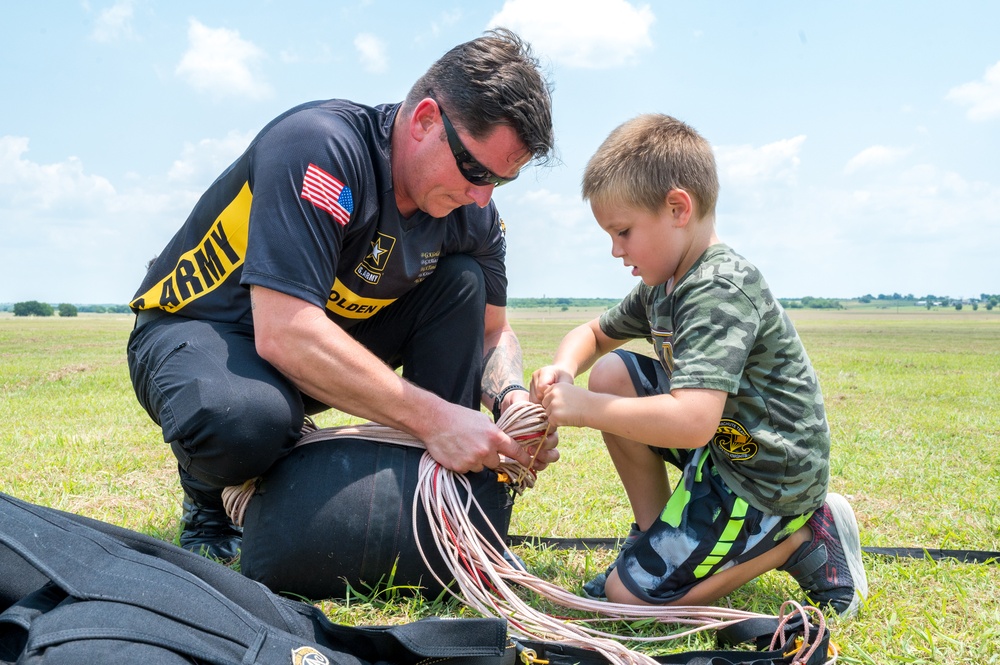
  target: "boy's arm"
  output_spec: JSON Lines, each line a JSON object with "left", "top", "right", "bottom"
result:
{"left": 530, "top": 318, "right": 624, "bottom": 397}
{"left": 535, "top": 318, "right": 727, "bottom": 449}
{"left": 575, "top": 387, "right": 727, "bottom": 449}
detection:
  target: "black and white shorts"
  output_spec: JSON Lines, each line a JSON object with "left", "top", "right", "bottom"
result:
{"left": 610, "top": 349, "right": 813, "bottom": 604}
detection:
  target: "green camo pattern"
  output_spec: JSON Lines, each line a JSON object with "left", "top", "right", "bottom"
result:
{"left": 599, "top": 243, "right": 830, "bottom": 516}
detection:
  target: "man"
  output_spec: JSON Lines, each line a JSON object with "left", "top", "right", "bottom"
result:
{"left": 127, "top": 29, "right": 558, "bottom": 559}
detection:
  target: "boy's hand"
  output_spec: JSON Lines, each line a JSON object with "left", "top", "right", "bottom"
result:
{"left": 538, "top": 382, "right": 594, "bottom": 429}
{"left": 529, "top": 365, "right": 574, "bottom": 402}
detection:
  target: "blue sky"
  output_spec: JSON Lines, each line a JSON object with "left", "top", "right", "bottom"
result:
{"left": 2, "top": 1, "right": 998, "bottom": 304}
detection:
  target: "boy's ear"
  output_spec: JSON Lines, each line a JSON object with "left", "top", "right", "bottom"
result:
{"left": 664, "top": 189, "right": 694, "bottom": 227}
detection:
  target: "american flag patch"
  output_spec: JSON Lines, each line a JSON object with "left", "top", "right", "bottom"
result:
{"left": 301, "top": 163, "right": 354, "bottom": 226}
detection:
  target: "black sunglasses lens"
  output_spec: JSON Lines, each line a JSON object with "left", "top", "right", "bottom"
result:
{"left": 460, "top": 160, "right": 515, "bottom": 187}
{"left": 438, "top": 103, "right": 517, "bottom": 187}
{"left": 460, "top": 163, "right": 498, "bottom": 186}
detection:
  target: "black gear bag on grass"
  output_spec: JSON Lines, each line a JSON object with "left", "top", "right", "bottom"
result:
{"left": 239, "top": 437, "right": 515, "bottom": 600}
{"left": 0, "top": 492, "right": 829, "bottom": 665}
{"left": 0, "top": 492, "right": 513, "bottom": 665}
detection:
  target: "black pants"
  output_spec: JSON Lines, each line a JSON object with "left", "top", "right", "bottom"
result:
{"left": 127, "top": 255, "right": 487, "bottom": 495}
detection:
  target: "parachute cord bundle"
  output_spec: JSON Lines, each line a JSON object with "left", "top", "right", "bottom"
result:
{"left": 413, "top": 441, "right": 835, "bottom": 665}
{"left": 222, "top": 404, "right": 546, "bottom": 527}
{"left": 222, "top": 403, "right": 836, "bottom": 665}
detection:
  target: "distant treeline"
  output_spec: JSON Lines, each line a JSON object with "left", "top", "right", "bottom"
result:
{"left": 2, "top": 302, "right": 132, "bottom": 316}
{"left": 509, "top": 294, "right": 1000, "bottom": 312}
{"left": 781, "top": 293, "right": 999, "bottom": 311}
{"left": 507, "top": 298, "right": 620, "bottom": 310}
{"left": 854, "top": 292, "right": 999, "bottom": 306}
{"left": 74, "top": 304, "right": 132, "bottom": 313}
{"left": 5, "top": 293, "right": 999, "bottom": 315}
{"left": 780, "top": 297, "right": 844, "bottom": 309}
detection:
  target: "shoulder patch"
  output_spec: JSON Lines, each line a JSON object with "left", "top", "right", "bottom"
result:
{"left": 713, "top": 418, "right": 758, "bottom": 462}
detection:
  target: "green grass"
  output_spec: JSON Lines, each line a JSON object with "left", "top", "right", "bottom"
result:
{"left": 1, "top": 309, "right": 999, "bottom": 663}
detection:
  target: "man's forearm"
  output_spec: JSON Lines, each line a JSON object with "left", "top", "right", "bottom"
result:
{"left": 482, "top": 329, "right": 525, "bottom": 411}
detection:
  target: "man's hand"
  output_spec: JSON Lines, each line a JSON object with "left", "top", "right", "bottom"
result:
{"left": 504, "top": 390, "right": 559, "bottom": 472}
{"left": 422, "top": 402, "right": 535, "bottom": 473}
{"left": 524, "top": 427, "right": 560, "bottom": 472}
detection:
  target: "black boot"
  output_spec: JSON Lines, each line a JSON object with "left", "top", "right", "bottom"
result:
{"left": 178, "top": 467, "right": 242, "bottom": 561}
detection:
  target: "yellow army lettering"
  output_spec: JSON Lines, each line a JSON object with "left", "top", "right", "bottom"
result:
{"left": 131, "top": 182, "right": 251, "bottom": 312}
{"left": 157, "top": 221, "right": 242, "bottom": 309}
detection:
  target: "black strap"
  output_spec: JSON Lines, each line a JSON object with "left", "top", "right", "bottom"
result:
{"left": 860, "top": 546, "right": 1000, "bottom": 564}
{"left": 493, "top": 384, "right": 528, "bottom": 421}
{"left": 507, "top": 535, "right": 1000, "bottom": 564}
{"left": 515, "top": 631, "right": 830, "bottom": 665}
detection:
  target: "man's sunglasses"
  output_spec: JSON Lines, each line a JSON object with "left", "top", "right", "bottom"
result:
{"left": 437, "top": 104, "right": 519, "bottom": 187}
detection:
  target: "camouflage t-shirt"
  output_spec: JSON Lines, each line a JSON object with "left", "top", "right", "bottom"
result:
{"left": 599, "top": 243, "right": 830, "bottom": 516}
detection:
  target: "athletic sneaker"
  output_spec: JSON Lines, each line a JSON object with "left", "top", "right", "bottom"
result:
{"left": 779, "top": 492, "right": 868, "bottom": 618}
{"left": 582, "top": 522, "right": 644, "bottom": 600}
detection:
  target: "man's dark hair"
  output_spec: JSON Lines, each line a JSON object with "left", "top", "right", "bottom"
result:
{"left": 406, "top": 28, "right": 554, "bottom": 162}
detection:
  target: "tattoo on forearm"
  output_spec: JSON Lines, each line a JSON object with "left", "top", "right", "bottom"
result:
{"left": 482, "top": 333, "right": 524, "bottom": 403}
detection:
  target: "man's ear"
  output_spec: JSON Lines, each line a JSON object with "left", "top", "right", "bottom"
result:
{"left": 409, "top": 98, "right": 439, "bottom": 141}
{"left": 664, "top": 189, "right": 694, "bottom": 227}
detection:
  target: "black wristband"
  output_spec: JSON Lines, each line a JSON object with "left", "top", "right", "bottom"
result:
{"left": 492, "top": 384, "right": 528, "bottom": 421}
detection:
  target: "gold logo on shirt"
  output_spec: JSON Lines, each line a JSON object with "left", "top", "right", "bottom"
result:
{"left": 651, "top": 328, "right": 674, "bottom": 373}
{"left": 713, "top": 419, "right": 758, "bottom": 461}
{"left": 355, "top": 232, "right": 396, "bottom": 284}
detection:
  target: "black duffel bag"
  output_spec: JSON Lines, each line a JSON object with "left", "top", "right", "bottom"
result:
{"left": 239, "top": 436, "right": 516, "bottom": 600}
{"left": 0, "top": 492, "right": 514, "bottom": 665}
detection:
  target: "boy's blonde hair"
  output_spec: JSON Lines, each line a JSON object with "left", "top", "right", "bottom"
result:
{"left": 582, "top": 114, "right": 718, "bottom": 217}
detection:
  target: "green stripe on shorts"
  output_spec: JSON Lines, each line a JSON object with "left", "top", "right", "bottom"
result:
{"left": 692, "top": 497, "right": 749, "bottom": 579}
{"left": 660, "top": 449, "right": 711, "bottom": 528}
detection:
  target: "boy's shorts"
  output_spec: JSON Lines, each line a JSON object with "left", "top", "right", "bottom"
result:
{"left": 610, "top": 349, "right": 813, "bottom": 604}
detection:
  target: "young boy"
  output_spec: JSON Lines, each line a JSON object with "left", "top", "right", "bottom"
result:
{"left": 530, "top": 114, "right": 867, "bottom": 617}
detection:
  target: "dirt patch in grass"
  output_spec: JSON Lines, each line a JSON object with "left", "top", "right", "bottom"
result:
{"left": 45, "top": 363, "right": 94, "bottom": 382}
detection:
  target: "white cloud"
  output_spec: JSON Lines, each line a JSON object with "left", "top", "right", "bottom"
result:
{"left": 714, "top": 135, "right": 806, "bottom": 189}
{"left": 0, "top": 136, "right": 116, "bottom": 211}
{"left": 167, "top": 130, "right": 255, "bottom": 186}
{"left": 175, "top": 19, "right": 271, "bottom": 100}
{"left": 498, "top": 185, "right": 642, "bottom": 298}
{"left": 717, "top": 160, "right": 1000, "bottom": 300}
{"left": 488, "top": 0, "right": 655, "bottom": 69}
{"left": 90, "top": 0, "right": 136, "bottom": 42}
{"left": 946, "top": 60, "right": 1000, "bottom": 121}
{"left": 515, "top": 188, "right": 590, "bottom": 229}
{"left": 0, "top": 136, "right": 216, "bottom": 303}
{"left": 354, "top": 33, "right": 388, "bottom": 74}
{"left": 844, "top": 145, "right": 912, "bottom": 175}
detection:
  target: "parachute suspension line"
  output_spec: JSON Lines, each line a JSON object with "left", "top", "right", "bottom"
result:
{"left": 223, "top": 402, "right": 836, "bottom": 665}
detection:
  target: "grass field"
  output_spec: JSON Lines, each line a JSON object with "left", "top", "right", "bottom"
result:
{"left": 1, "top": 309, "right": 998, "bottom": 663}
